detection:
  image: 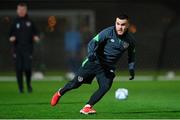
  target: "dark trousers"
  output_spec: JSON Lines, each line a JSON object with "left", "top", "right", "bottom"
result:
{"left": 14, "top": 52, "right": 32, "bottom": 93}
{"left": 60, "top": 60, "right": 115, "bottom": 106}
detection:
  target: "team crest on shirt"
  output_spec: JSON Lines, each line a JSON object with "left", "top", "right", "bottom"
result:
{"left": 16, "top": 23, "right": 20, "bottom": 29}
{"left": 26, "top": 21, "right": 31, "bottom": 27}
{"left": 122, "top": 41, "right": 129, "bottom": 49}
{"left": 78, "top": 76, "right": 83, "bottom": 82}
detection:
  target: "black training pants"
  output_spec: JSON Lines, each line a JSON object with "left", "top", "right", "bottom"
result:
{"left": 14, "top": 52, "right": 32, "bottom": 92}
{"left": 60, "top": 60, "right": 115, "bottom": 106}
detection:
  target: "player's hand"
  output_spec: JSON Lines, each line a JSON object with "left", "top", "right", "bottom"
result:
{"left": 33, "top": 36, "right": 40, "bottom": 43}
{"left": 9, "top": 36, "right": 16, "bottom": 42}
{"left": 129, "top": 69, "right": 135, "bottom": 80}
{"left": 88, "top": 53, "right": 96, "bottom": 62}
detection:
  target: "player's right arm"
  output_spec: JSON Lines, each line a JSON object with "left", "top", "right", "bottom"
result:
{"left": 9, "top": 20, "right": 17, "bottom": 42}
{"left": 87, "top": 27, "right": 111, "bottom": 61}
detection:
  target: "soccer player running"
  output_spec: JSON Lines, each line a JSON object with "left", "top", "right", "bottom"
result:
{"left": 51, "top": 14, "right": 136, "bottom": 114}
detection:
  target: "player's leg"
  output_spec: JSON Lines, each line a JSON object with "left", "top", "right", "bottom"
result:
{"left": 25, "top": 69, "right": 32, "bottom": 92}
{"left": 24, "top": 54, "right": 33, "bottom": 93}
{"left": 80, "top": 70, "right": 115, "bottom": 114}
{"left": 60, "top": 75, "right": 83, "bottom": 95}
{"left": 88, "top": 73, "right": 114, "bottom": 105}
{"left": 15, "top": 53, "right": 24, "bottom": 93}
{"left": 51, "top": 60, "right": 95, "bottom": 106}
{"left": 16, "top": 69, "right": 23, "bottom": 93}
{"left": 51, "top": 75, "right": 83, "bottom": 106}
{"left": 59, "top": 60, "right": 96, "bottom": 96}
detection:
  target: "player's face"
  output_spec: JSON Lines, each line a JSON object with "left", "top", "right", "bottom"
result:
{"left": 17, "top": 6, "right": 27, "bottom": 17}
{"left": 115, "top": 17, "right": 129, "bottom": 35}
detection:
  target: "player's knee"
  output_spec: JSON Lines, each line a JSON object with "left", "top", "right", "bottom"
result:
{"left": 71, "top": 82, "right": 80, "bottom": 89}
{"left": 16, "top": 65, "right": 22, "bottom": 71}
{"left": 24, "top": 66, "right": 31, "bottom": 71}
{"left": 68, "top": 80, "right": 81, "bottom": 89}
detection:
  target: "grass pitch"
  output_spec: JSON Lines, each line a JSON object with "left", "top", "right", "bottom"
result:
{"left": 0, "top": 80, "right": 180, "bottom": 119}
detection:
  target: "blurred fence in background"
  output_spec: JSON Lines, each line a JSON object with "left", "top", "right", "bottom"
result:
{"left": 0, "top": 0, "right": 180, "bottom": 72}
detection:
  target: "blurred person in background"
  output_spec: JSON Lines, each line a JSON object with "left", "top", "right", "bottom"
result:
{"left": 51, "top": 14, "right": 136, "bottom": 114}
{"left": 64, "top": 22, "right": 82, "bottom": 80}
{"left": 9, "top": 3, "right": 40, "bottom": 93}
{"left": 80, "top": 24, "right": 92, "bottom": 58}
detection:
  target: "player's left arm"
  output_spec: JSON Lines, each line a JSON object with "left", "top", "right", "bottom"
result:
{"left": 31, "top": 21, "right": 40, "bottom": 43}
{"left": 128, "top": 40, "right": 136, "bottom": 80}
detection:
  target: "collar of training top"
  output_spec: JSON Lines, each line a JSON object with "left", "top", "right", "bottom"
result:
{"left": 17, "top": 14, "right": 29, "bottom": 20}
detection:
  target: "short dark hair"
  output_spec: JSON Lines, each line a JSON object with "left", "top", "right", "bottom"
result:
{"left": 17, "top": 2, "right": 28, "bottom": 8}
{"left": 117, "top": 14, "right": 129, "bottom": 20}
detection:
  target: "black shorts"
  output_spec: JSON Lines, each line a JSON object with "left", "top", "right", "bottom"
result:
{"left": 75, "top": 59, "right": 115, "bottom": 84}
